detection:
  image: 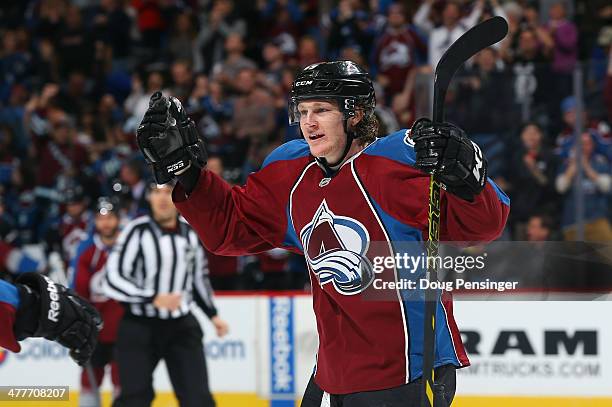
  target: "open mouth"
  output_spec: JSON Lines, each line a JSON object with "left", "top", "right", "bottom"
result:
{"left": 308, "top": 133, "right": 325, "bottom": 141}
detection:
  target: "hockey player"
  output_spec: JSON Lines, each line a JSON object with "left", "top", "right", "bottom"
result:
{"left": 73, "top": 197, "right": 124, "bottom": 406}
{"left": 136, "top": 61, "right": 510, "bottom": 406}
{"left": 0, "top": 273, "right": 101, "bottom": 365}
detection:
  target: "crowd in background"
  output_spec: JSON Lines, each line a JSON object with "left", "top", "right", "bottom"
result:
{"left": 1, "top": 0, "right": 611, "bottom": 290}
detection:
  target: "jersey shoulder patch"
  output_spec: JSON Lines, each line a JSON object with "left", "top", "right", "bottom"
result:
{"left": 261, "top": 139, "right": 311, "bottom": 169}
{"left": 363, "top": 129, "right": 416, "bottom": 166}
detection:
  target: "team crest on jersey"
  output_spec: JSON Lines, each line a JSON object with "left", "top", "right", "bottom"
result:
{"left": 300, "top": 200, "right": 374, "bottom": 295}
{"left": 403, "top": 129, "right": 415, "bottom": 147}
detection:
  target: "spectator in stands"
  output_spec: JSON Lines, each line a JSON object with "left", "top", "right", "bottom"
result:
{"left": 508, "top": 28, "right": 554, "bottom": 122}
{"left": 0, "top": 86, "right": 29, "bottom": 159}
{"left": 56, "top": 71, "right": 91, "bottom": 118}
{"left": 556, "top": 97, "right": 611, "bottom": 150}
{"left": 555, "top": 132, "right": 612, "bottom": 241}
{"left": 526, "top": 213, "right": 556, "bottom": 244}
{"left": 34, "top": 110, "right": 89, "bottom": 188}
{"left": 508, "top": 123, "right": 559, "bottom": 239}
{"left": 131, "top": 0, "right": 171, "bottom": 61}
{"left": 414, "top": 0, "right": 485, "bottom": 68}
{"left": 118, "top": 158, "right": 149, "bottom": 219}
{"left": 256, "top": 0, "right": 303, "bottom": 55}
{"left": 501, "top": 2, "right": 554, "bottom": 64}
{"left": 193, "top": 0, "right": 247, "bottom": 75}
{"left": 124, "top": 70, "right": 165, "bottom": 128}
{"left": 326, "top": 0, "right": 372, "bottom": 59}
{"left": 55, "top": 183, "right": 92, "bottom": 267}
{"left": 297, "top": 35, "right": 320, "bottom": 68}
{"left": 56, "top": 5, "right": 94, "bottom": 78}
{"left": 232, "top": 67, "right": 276, "bottom": 142}
{"left": 0, "top": 29, "right": 32, "bottom": 99}
{"left": 90, "top": 0, "right": 132, "bottom": 69}
{"left": 211, "top": 33, "right": 257, "bottom": 94}
{"left": 261, "top": 39, "right": 286, "bottom": 91}
{"left": 450, "top": 47, "right": 512, "bottom": 178}
{"left": 167, "top": 11, "right": 196, "bottom": 65}
{"left": 167, "top": 60, "right": 193, "bottom": 102}
{"left": 200, "top": 78, "right": 233, "bottom": 124}
{"left": 31, "top": 38, "right": 60, "bottom": 85}
{"left": 546, "top": 2, "right": 578, "bottom": 92}
{"left": 606, "top": 45, "right": 612, "bottom": 124}
{"left": 373, "top": 3, "right": 426, "bottom": 100}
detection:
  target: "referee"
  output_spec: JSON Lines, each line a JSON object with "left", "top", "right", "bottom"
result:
{"left": 103, "top": 181, "right": 229, "bottom": 407}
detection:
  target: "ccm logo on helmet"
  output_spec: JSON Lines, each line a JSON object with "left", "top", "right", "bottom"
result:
{"left": 43, "top": 276, "right": 60, "bottom": 323}
{"left": 295, "top": 80, "right": 313, "bottom": 86}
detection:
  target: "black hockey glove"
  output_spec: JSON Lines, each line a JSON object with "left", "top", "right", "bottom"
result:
{"left": 137, "top": 91, "right": 207, "bottom": 186}
{"left": 13, "top": 273, "right": 103, "bottom": 365}
{"left": 411, "top": 118, "right": 487, "bottom": 201}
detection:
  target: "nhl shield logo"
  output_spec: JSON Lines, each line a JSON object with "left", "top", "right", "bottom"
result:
{"left": 300, "top": 200, "right": 375, "bottom": 295}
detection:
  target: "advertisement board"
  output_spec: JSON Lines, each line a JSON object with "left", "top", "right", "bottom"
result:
{"left": 1, "top": 294, "right": 612, "bottom": 406}
{"left": 453, "top": 300, "right": 612, "bottom": 397}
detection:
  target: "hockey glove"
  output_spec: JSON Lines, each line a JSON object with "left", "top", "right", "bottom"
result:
{"left": 13, "top": 273, "right": 103, "bottom": 365}
{"left": 411, "top": 118, "right": 487, "bottom": 201}
{"left": 137, "top": 92, "right": 207, "bottom": 185}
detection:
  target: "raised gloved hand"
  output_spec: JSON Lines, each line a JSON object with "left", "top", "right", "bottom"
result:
{"left": 13, "top": 273, "right": 102, "bottom": 365}
{"left": 411, "top": 118, "right": 487, "bottom": 201}
{"left": 137, "top": 92, "right": 207, "bottom": 185}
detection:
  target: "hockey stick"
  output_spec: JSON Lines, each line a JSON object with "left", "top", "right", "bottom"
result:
{"left": 421, "top": 16, "right": 508, "bottom": 407}
{"left": 84, "top": 362, "right": 102, "bottom": 407}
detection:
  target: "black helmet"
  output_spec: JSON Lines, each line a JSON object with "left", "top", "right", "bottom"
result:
{"left": 64, "top": 184, "right": 85, "bottom": 204}
{"left": 95, "top": 196, "right": 119, "bottom": 216}
{"left": 288, "top": 61, "right": 375, "bottom": 126}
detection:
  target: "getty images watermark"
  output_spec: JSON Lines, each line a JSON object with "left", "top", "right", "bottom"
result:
{"left": 370, "top": 252, "right": 519, "bottom": 292}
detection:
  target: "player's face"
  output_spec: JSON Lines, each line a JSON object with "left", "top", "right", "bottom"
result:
{"left": 149, "top": 185, "right": 178, "bottom": 223}
{"left": 298, "top": 100, "right": 347, "bottom": 162}
{"left": 95, "top": 213, "right": 119, "bottom": 239}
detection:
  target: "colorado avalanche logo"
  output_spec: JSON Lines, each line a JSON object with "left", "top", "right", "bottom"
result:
{"left": 300, "top": 200, "right": 374, "bottom": 295}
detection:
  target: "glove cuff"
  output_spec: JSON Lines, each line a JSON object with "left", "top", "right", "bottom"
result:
{"left": 15, "top": 273, "right": 63, "bottom": 340}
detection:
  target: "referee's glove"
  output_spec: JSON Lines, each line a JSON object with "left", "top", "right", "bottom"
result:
{"left": 137, "top": 92, "right": 207, "bottom": 188}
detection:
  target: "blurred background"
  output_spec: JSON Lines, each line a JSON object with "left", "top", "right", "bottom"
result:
{"left": 0, "top": 0, "right": 611, "bottom": 406}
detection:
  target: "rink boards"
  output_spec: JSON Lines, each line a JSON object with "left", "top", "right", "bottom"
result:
{"left": 0, "top": 293, "right": 611, "bottom": 406}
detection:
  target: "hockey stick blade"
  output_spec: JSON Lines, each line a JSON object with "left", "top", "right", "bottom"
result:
{"left": 433, "top": 16, "right": 508, "bottom": 122}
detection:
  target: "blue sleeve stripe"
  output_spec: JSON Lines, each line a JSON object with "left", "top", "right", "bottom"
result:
{"left": 261, "top": 140, "right": 311, "bottom": 169}
{"left": 0, "top": 279, "right": 20, "bottom": 309}
{"left": 488, "top": 178, "right": 510, "bottom": 206}
{"left": 363, "top": 129, "right": 416, "bottom": 166}
{"left": 282, "top": 205, "right": 303, "bottom": 252}
{"left": 366, "top": 130, "right": 510, "bottom": 207}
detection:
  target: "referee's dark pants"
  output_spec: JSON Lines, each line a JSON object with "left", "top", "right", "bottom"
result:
{"left": 112, "top": 313, "right": 215, "bottom": 407}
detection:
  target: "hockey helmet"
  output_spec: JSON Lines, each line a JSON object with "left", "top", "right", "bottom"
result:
{"left": 288, "top": 61, "right": 375, "bottom": 126}
{"left": 64, "top": 184, "right": 85, "bottom": 204}
{"left": 95, "top": 196, "right": 119, "bottom": 216}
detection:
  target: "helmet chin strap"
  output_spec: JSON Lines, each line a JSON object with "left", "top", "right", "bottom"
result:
{"left": 315, "top": 119, "right": 355, "bottom": 178}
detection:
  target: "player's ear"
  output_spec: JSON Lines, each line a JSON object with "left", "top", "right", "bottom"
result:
{"left": 349, "top": 109, "right": 364, "bottom": 127}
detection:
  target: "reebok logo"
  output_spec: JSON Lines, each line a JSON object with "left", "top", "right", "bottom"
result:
{"left": 295, "top": 80, "right": 313, "bottom": 86}
{"left": 43, "top": 276, "right": 60, "bottom": 323}
{"left": 471, "top": 141, "right": 483, "bottom": 181}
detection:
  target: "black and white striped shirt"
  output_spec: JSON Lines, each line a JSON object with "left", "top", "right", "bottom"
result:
{"left": 103, "top": 215, "right": 217, "bottom": 319}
